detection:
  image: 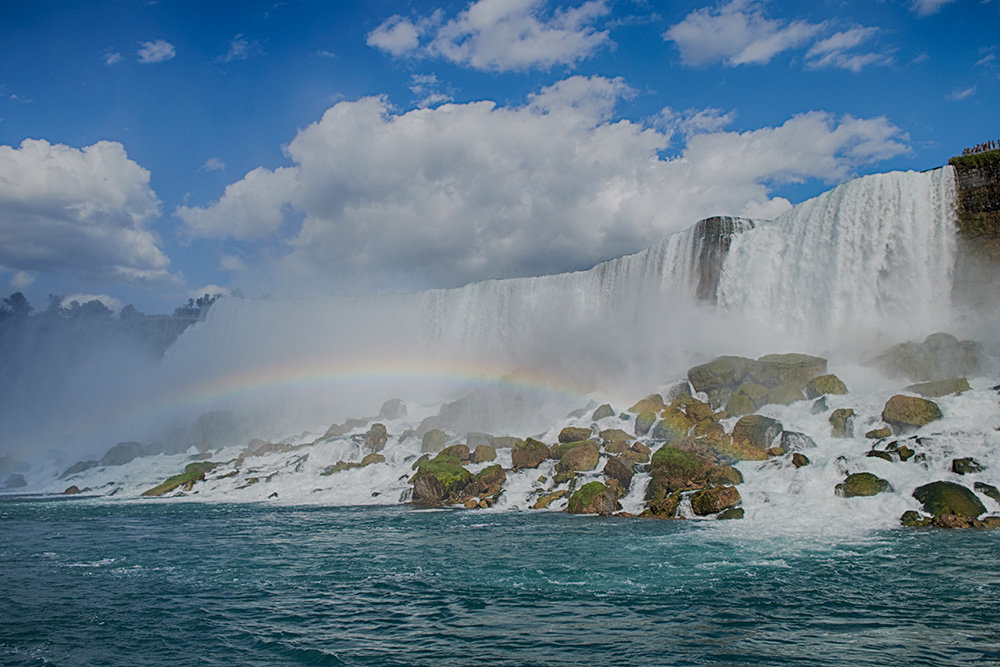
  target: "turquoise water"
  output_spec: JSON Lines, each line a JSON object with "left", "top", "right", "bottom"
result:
{"left": 2, "top": 498, "right": 999, "bottom": 666}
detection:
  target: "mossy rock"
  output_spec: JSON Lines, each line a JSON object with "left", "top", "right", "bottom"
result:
{"left": 592, "top": 404, "right": 615, "bottom": 421}
{"left": 726, "top": 382, "right": 769, "bottom": 417}
{"left": 804, "top": 374, "right": 848, "bottom": 398}
{"left": 835, "top": 472, "right": 891, "bottom": 498}
{"left": 364, "top": 423, "right": 388, "bottom": 452}
{"left": 603, "top": 456, "right": 634, "bottom": 495}
{"left": 865, "top": 427, "right": 893, "bottom": 439}
{"left": 604, "top": 440, "right": 631, "bottom": 455}
{"left": 791, "top": 453, "right": 810, "bottom": 468}
{"left": 717, "top": 507, "right": 744, "bottom": 520}
{"left": 882, "top": 395, "right": 942, "bottom": 434}
{"left": 467, "top": 464, "right": 506, "bottom": 499}
{"left": 141, "top": 461, "right": 218, "bottom": 497}
{"left": 511, "top": 438, "right": 549, "bottom": 470}
{"left": 690, "top": 486, "right": 741, "bottom": 516}
{"left": 730, "top": 415, "right": 782, "bottom": 460}
{"left": 951, "top": 457, "right": 985, "bottom": 475}
{"left": 600, "top": 428, "right": 633, "bottom": 445}
{"left": 707, "top": 465, "right": 743, "bottom": 486}
{"left": 471, "top": 445, "right": 496, "bottom": 463}
{"left": 651, "top": 409, "right": 694, "bottom": 442}
{"left": 829, "top": 408, "right": 855, "bottom": 438}
{"left": 650, "top": 445, "right": 715, "bottom": 491}
{"left": 412, "top": 455, "right": 472, "bottom": 506}
{"left": 634, "top": 411, "right": 657, "bottom": 436}
{"left": 900, "top": 510, "right": 931, "bottom": 528}
{"left": 421, "top": 429, "right": 450, "bottom": 453}
{"left": 682, "top": 399, "right": 714, "bottom": 422}
{"left": 439, "top": 444, "right": 471, "bottom": 461}
{"left": 532, "top": 489, "right": 568, "bottom": 509}
{"left": 687, "top": 356, "right": 752, "bottom": 394}
{"left": 566, "top": 481, "right": 620, "bottom": 515}
{"left": 359, "top": 453, "right": 385, "bottom": 467}
{"left": 643, "top": 478, "right": 682, "bottom": 518}
{"left": 913, "top": 481, "right": 986, "bottom": 517}
{"left": 904, "top": 377, "right": 971, "bottom": 398}
{"left": 747, "top": 353, "right": 827, "bottom": 389}
{"left": 558, "top": 426, "right": 592, "bottom": 443}
{"left": 767, "top": 382, "right": 806, "bottom": 406}
{"left": 550, "top": 439, "right": 598, "bottom": 459}
{"left": 866, "top": 450, "right": 895, "bottom": 462}
{"left": 628, "top": 394, "right": 665, "bottom": 414}
{"left": 974, "top": 482, "right": 1000, "bottom": 504}
{"left": 556, "top": 443, "right": 600, "bottom": 473}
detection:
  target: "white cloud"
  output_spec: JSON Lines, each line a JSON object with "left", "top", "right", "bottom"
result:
{"left": 660, "top": 107, "right": 737, "bottom": 138}
{"left": 805, "top": 26, "right": 889, "bottom": 71}
{"left": 60, "top": 294, "right": 123, "bottom": 313}
{"left": 527, "top": 75, "right": 634, "bottom": 121}
{"left": 189, "top": 285, "right": 230, "bottom": 299}
{"left": 178, "top": 78, "right": 908, "bottom": 295}
{"left": 10, "top": 271, "right": 33, "bottom": 290}
{"left": 664, "top": 0, "right": 822, "bottom": 66}
{"left": 221, "top": 34, "right": 263, "bottom": 62}
{"left": 103, "top": 52, "right": 122, "bottom": 66}
{"left": 947, "top": 86, "right": 976, "bottom": 101}
{"left": 0, "top": 139, "right": 175, "bottom": 285}
{"left": 368, "top": 0, "right": 612, "bottom": 71}
{"left": 912, "top": 0, "right": 958, "bottom": 15}
{"left": 137, "top": 39, "right": 176, "bottom": 64}
{"left": 409, "top": 73, "right": 453, "bottom": 108}
{"left": 200, "top": 157, "right": 226, "bottom": 171}
{"left": 219, "top": 255, "right": 247, "bottom": 272}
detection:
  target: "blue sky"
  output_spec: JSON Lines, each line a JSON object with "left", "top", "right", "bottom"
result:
{"left": 0, "top": 0, "right": 997, "bottom": 312}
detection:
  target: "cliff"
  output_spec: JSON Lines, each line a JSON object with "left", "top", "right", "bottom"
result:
{"left": 950, "top": 150, "right": 1000, "bottom": 301}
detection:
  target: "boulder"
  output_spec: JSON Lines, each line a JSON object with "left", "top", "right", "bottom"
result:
{"left": 141, "top": 462, "right": 218, "bottom": 497}
{"left": 60, "top": 460, "right": 99, "bottom": 479}
{"left": 364, "top": 423, "right": 388, "bottom": 452}
{"left": 687, "top": 356, "right": 752, "bottom": 395}
{"left": 466, "top": 432, "right": 496, "bottom": 449}
{"left": 628, "top": 394, "right": 665, "bottom": 414}
{"left": 471, "top": 445, "right": 497, "bottom": 463}
{"left": 3, "top": 474, "right": 27, "bottom": 489}
{"left": 791, "top": 453, "right": 810, "bottom": 468}
{"left": 974, "top": 482, "right": 1000, "bottom": 504}
{"left": 779, "top": 431, "right": 817, "bottom": 450}
{"left": 532, "top": 489, "right": 568, "bottom": 509}
{"left": 439, "top": 444, "right": 471, "bottom": 462}
{"left": 591, "top": 404, "right": 615, "bottom": 421}
{"left": 649, "top": 445, "right": 715, "bottom": 491}
{"left": 421, "top": 429, "right": 450, "bottom": 453}
{"left": 602, "top": 456, "right": 634, "bottom": 495}
{"left": 379, "top": 398, "right": 407, "bottom": 420}
{"left": 634, "top": 411, "right": 657, "bottom": 436}
{"left": 829, "top": 408, "right": 855, "bottom": 438}
{"left": 511, "top": 438, "right": 549, "bottom": 470}
{"left": 952, "top": 457, "right": 985, "bottom": 475}
{"left": 730, "top": 415, "right": 782, "bottom": 460}
{"left": 913, "top": 481, "right": 986, "bottom": 517}
{"left": 101, "top": 441, "right": 147, "bottom": 467}
{"left": 690, "top": 486, "right": 741, "bottom": 516}
{"left": 62, "top": 485, "right": 83, "bottom": 495}
{"left": 811, "top": 396, "right": 828, "bottom": 414}
{"left": 804, "top": 374, "right": 849, "bottom": 398}
{"left": 767, "top": 382, "right": 806, "bottom": 406}
{"left": 707, "top": 465, "right": 743, "bottom": 486}
{"left": 835, "top": 472, "right": 891, "bottom": 498}
{"left": 651, "top": 409, "right": 694, "bottom": 442}
{"left": 904, "top": 377, "right": 971, "bottom": 398}
{"left": 882, "top": 395, "right": 942, "bottom": 434}
{"left": 746, "top": 353, "right": 827, "bottom": 389}
{"left": 604, "top": 440, "right": 631, "bottom": 455}
{"left": 877, "top": 333, "right": 979, "bottom": 382}
{"left": 558, "top": 426, "right": 592, "bottom": 443}
{"left": 556, "top": 443, "right": 600, "bottom": 473}
{"left": 360, "top": 453, "right": 385, "bottom": 467}
{"left": 725, "top": 382, "right": 769, "bottom": 417}
{"left": 550, "top": 439, "right": 599, "bottom": 459}
{"left": 642, "top": 477, "right": 682, "bottom": 518}
{"left": 717, "top": 507, "right": 744, "bottom": 520}
{"left": 599, "top": 428, "right": 633, "bottom": 445}
{"left": 865, "top": 427, "right": 893, "bottom": 439}
{"left": 467, "top": 464, "right": 506, "bottom": 500}
{"left": 566, "top": 481, "right": 621, "bottom": 515}
{"left": 411, "top": 455, "right": 473, "bottom": 507}
{"left": 681, "top": 398, "right": 714, "bottom": 422}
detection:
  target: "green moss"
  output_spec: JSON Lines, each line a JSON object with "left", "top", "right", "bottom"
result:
{"left": 912, "top": 481, "right": 986, "bottom": 517}
{"left": 949, "top": 149, "right": 1000, "bottom": 169}
{"left": 835, "top": 472, "right": 891, "bottom": 498}
{"left": 142, "top": 462, "right": 218, "bottom": 497}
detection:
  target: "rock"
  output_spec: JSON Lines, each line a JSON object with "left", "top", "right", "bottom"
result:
{"left": 630, "top": 442, "right": 651, "bottom": 456}
{"left": 464, "top": 498, "right": 479, "bottom": 509}
{"left": 556, "top": 443, "right": 600, "bottom": 473}
{"left": 566, "top": 481, "right": 621, "bottom": 515}
{"left": 746, "top": 353, "right": 827, "bottom": 389}
{"left": 62, "top": 485, "right": 83, "bottom": 494}
{"left": 804, "top": 374, "right": 849, "bottom": 398}
{"left": 642, "top": 478, "right": 682, "bottom": 518}
{"left": 364, "top": 423, "right": 388, "bottom": 452}
{"left": 2, "top": 474, "right": 26, "bottom": 489}
{"left": 865, "top": 427, "right": 893, "bottom": 439}
{"left": 411, "top": 454, "right": 430, "bottom": 470}
{"left": 717, "top": 507, "right": 744, "bottom": 520}
{"left": 359, "top": 453, "right": 385, "bottom": 467}
{"left": 791, "top": 453, "right": 810, "bottom": 468}
{"left": 877, "top": 333, "right": 979, "bottom": 382}
{"left": 379, "top": 398, "right": 407, "bottom": 420}
{"left": 550, "top": 439, "right": 598, "bottom": 459}
{"left": 835, "top": 472, "right": 891, "bottom": 498}
{"left": 829, "top": 408, "right": 855, "bottom": 438}
{"left": 882, "top": 395, "right": 943, "bottom": 434}
{"left": 866, "top": 450, "right": 895, "bottom": 462}
{"left": 767, "top": 382, "right": 806, "bottom": 406}
{"left": 634, "top": 411, "right": 657, "bottom": 436}
{"left": 467, "top": 464, "right": 506, "bottom": 500}
{"left": 900, "top": 510, "right": 930, "bottom": 527}
{"left": 974, "top": 482, "right": 1000, "bottom": 504}
{"left": 730, "top": 415, "right": 782, "bottom": 460}
{"left": 780, "top": 431, "right": 816, "bottom": 450}
{"left": 811, "top": 396, "right": 828, "bottom": 414}
{"left": 931, "top": 513, "right": 979, "bottom": 529}
{"left": 628, "top": 394, "right": 665, "bottom": 414}
{"left": 725, "top": 382, "right": 769, "bottom": 416}
{"left": 952, "top": 457, "right": 985, "bottom": 475}
{"left": 60, "top": 460, "right": 99, "bottom": 479}
{"left": 101, "top": 441, "right": 147, "bottom": 467}
{"left": 592, "top": 404, "right": 615, "bottom": 421}
{"left": 466, "top": 432, "right": 496, "bottom": 449}
{"left": 411, "top": 455, "right": 473, "bottom": 507}
{"left": 707, "top": 465, "right": 743, "bottom": 486}
{"left": 650, "top": 445, "right": 716, "bottom": 491}
{"left": 688, "top": 356, "right": 752, "bottom": 395}
{"left": 558, "top": 426, "right": 592, "bottom": 443}
{"left": 913, "top": 481, "right": 986, "bottom": 517}
{"left": 766, "top": 446, "right": 787, "bottom": 457}
{"left": 532, "top": 489, "right": 568, "bottom": 509}
{"left": 651, "top": 409, "right": 694, "bottom": 442}
{"left": 690, "top": 486, "right": 741, "bottom": 516}
{"left": 421, "top": 429, "right": 450, "bottom": 453}
{"left": 604, "top": 440, "right": 631, "bottom": 455}
{"left": 905, "top": 377, "right": 971, "bottom": 398}
{"left": 511, "top": 438, "right": 549, "bottom": 470}
{"left": 603, "top": 456, "right": 634, "bottom": 495}
{"left": 471, "top": 445, "right": 497, "bottom": 463}
{"left": 599, "top": 428, "right": 633, "bottom": 445}
{"left": 439, "top": 444, "right": 471, "bottom": 462}
{"left": 141, "top": 462, "right": 217, "bottom": 497}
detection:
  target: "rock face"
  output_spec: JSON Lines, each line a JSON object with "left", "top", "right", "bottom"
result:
{"left": 511, "top": 438, "right": 548, "bottom": 470}
{"left": 882, "top": 395, "right": 942, "bottom": 434}
{"left": 691, "top": 216, "right": 756, "bottom": 301}
{"left": 835, "top": 472, "right": 891, "bottom": 498}
{"left": 60, "top": 460, "right": 99, "bottom": 479}
{"left": 913, "top": 481, "right": 986, "bottom": 517}
{"left": 726, "top": 382, "right": 768, "bottom": 417}
{"left": 951, "top": 152, "right": 1000, "bottom": 304}
{"left": 566, "top": 481, "right": 620, "bottom": 515}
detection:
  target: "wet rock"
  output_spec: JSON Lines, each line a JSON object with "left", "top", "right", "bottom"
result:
{"left": 865, "top": 427, "right": 893, "bottom": 439}
{"left": 687, "top": 356, "right": 752, "bottom": 395}
{"left": 379, "top": 398, "right": 407, "bottom": 420}
{"left": 550, "top": 439, "right": 598, "bottom": 460}
{"left": 471, "top": 445, "right": 497, "bottom": 463}
{"left": 690, "top": 486, "right": 741, "bottom": 516}
{"left": 101, "top": 441, "right": 148, "bottom": 467}
{"left": 792, "top": 453, "right": 810, "bottom": 468}
{"left": 811, "top": 396, "right": 828, "bottom": 414}
{"left": 511, "top": 438, "right": 549, "bottom": 470}
{"left": 634, "top": 411, "right": 657, "bottom": 436}
{"left": 766, "top": 446, "right": 787, "bottom": 457}
{"left": 804, "top": 374, "right": 849, "bottom": 398}
{"left": 439, "top": 444, "right": 471, "bottom": 462}
{"left": 63, "top": 485, "right": 83, "bottom": 494}
{"left": 556, "top": 443, "right": 600, "bottom": 474}
{"left": 780, "top": 431, "right": 817, "bottom": 450}
{"left": 835, "top": 472, "right": 891, "bottom": 498}
{"left": 466, "top": 432, "right": 496, "bottom": 449}
{"left": 974, "top": 482, "right": 1000, "bottom": 504}
{"left": 882, "top": 395, "right": 942, "bottom": 434}
{"left": 602, "top": 456, "right": 634, "bottom": 496}
{"left": 421, "top": 429, "right": 450, "bottom": 453}
{"left": 767, "top": 382, "right": 806, "bottom": 406}
{"left": 628, "top": 394, "right": 665, "bottom": 414}
{"left": 877, "top": 333, "right": 979, "bottom": 382}
{"left": 829, "top": 408, "right": 855, "bottom": 438}
{"left": 649, "top": 444, "right": 716, "bottom": 491}
{"left": 604, "top": 440, "right": 631, "bottom": 455}
{"left": 725, "top": 382, "right": 769, "bottom": 417}
{"left": 141, "top": 462, "right": 218, "bottom": 497}
{"left": 905, "top": 377, "right": 971, "bottom": 398}
{"left": 866, "top": 450, "right": 895, "bottom": 462}
{"left": 707, "top": 465, "right": 743, "bottom": 486}
{"left": 913, "top": 481, "right": 986, "bottom": 517}
{"left": 411, "top": 454, "right": 473, "bottom": 507}
{"left": 682, "top": 399, "right": 714, "bottom": 422}
{"left": 2, "top": 474, "right": 26, "bottom": 489}
{"left": 746, "top": 353, "right": 827, "bottom": 389}
{"left": 492, "top": 436, "right": 522, "bottom": 450}
{"left": 651, "top": 409, "right": 694, "bottom": 442}
{"left": 592, "top": 404, "right": 615, "bottom": 421}
{"left": 730, "top": 415, "right": 782, "bottom": 460}
{"left": 717, "top": 507, "right": 744, "bottom": 520}
{"left": 558, "top": 426, "right": 592, "bottom": 443}
{"left": 467, "top": 464, "right": 506, "bottom": 501}
{"left": 364, "top": 423, "right": 388, "bottom": 452}
{"left": 60, "top": 460, "right": 99, "bottom": 479}
{"left": 900, "top": 510, "right": 930, "bottom": 527}
{"left": 599, "top": 428, "right": 633, "bottom": 445}
{"left": 532, "top": 489, "right": 568, "bottom": 509}
{"left": 642, "top": 479, "right": 682, "bottom": 518}
{"left": 952, "top": 457, "right": 985, "bottom": 475}
{"left": 566, "top": 481, "right": 620, "bottom": 515}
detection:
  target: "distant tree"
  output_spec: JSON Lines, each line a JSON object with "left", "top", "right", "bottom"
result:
{"left": 0, "top": 292, "right": 32, "bottom": 320}
{"left": 120, "top": 304, "right": 144, "bottom": 320}
{"left": 173, "top": 293, "right": 222, "bottom": 319}
{"left": 64, "top": 299, "right": 112, "bottom": 319}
